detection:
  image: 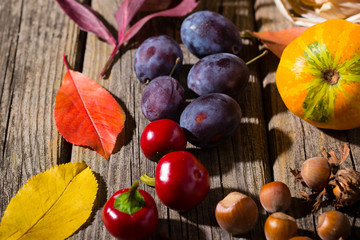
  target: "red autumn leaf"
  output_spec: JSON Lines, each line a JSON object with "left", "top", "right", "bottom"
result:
{"left": 100, "top": 0, "right": 200, "bottom": 77}
{"left": 55, "top": 54, "right": 126, "bottom": 159}
{"left": 114, "top": 0, "right": 147, "bottom": 41}
{"left": 55, "top": 0, "right": 117, "bottom": 46}
{"left": 246, "top": 27, "right": 307, "bottom": 58}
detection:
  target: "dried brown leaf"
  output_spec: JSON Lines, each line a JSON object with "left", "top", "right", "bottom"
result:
{"left": 245, "top": 27, "right": 307, "bottom": 58}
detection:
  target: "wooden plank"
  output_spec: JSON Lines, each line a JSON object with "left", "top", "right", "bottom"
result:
{"left": 67, "top": 0, "right": 271, "bottom": 239}
{"left": 255, "top": 0, "right": 360, "bottom": 239}
{"left": 66, "top": 0, "right": 160, "bottom": 238}
{"left": 0, "top": 0, "right": 23, "bottom": 213}
{"left": 169, "top": 1, "right": 271, "bottom": 239}
{"left": 164, "top": 0, "right": 271, "bottom": 239}
{"left": 66, "top": 0, "right": 121, "bottom": 237}
{"left": 254, "top": 1, "right": 319, "bottom": 238}
{"left": 218, "top": 1, "right": 272, "bottom": 239}
{"left": 255, "top": 0, "right": 317, "bottom": 238}
{"left": 66, "top": 1, "right": 193, "bottom": 238}
{"left": 347, "top": 129, "right": 360, "bottom": 238}
{"left": 0, "top": 0, "right": 83, "bottom": 218}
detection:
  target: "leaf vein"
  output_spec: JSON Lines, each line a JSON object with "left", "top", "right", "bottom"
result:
{"left": 63, "top": 54, "right": 107, "bottom": 158}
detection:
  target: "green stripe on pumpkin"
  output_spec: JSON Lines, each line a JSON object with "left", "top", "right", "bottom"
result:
{"left": 301, "top": 41, "right": 360, "bottom": 123}
{"left": 302, "top": 42, "right": 336, "bottom": 123}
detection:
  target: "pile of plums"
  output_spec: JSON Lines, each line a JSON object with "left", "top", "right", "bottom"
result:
{"left": 134, "top": 10, "right": 249, "bottom": 148}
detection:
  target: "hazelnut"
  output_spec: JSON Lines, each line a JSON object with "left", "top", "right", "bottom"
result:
{"left": 317, "top": 210, "right": 350, "bottom": 240}
{"left": 215, "top": 192, "right": 258, "bottom": 235}
{"left": 260, "top": 181, "right": 291, "bottom": 213}
{"left": 301, "top": 157, "right": 331, "bottom": 191}
{"left": 264, "top": 212, "right": 298, "bottom": 240}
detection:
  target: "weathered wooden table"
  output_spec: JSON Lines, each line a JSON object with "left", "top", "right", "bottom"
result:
{"left": 1, "top": 0, "right": 359, "bottom": 239}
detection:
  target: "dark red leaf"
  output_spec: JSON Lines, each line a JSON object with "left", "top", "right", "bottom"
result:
{"left": 55, "top": 54, "right": 126, "bottom": 159}
{"left": 120, "top": 0, "right": 199, "bottom": 45}
{"left": 246, "top": 27, "right": 307, "bottom": 58}
{"left": 56, "top": 0, "right": 117, "bottom": 46}
{"left": 100, "top": 0, "right": 199, "bottom": 77}
{"left": 114, "top": 0, "right": 146, "bottom": 41}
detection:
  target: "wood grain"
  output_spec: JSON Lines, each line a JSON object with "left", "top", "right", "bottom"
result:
{"left": 254, "top": 0, "right": 316, "bottom": 236}
{"left": 0, "top": 0, "right": 23, "bottom": 214}
{"left": 1, "top": 0, "right": 359, "bottom": 239}
{"left": 0, "top": 0, "right": 84, "bottom": 217}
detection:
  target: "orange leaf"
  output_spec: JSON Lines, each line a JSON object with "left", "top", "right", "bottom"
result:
{"left": 55, "top": 54, "right": 125, "bottom": 159}
{"left": 246, "top": 27, "right": 307, "bottom": 58}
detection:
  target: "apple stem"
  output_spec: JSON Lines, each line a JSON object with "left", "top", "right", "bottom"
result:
{"left": 113, "top": 181, "right": 145, "bottom": 215}
{"left": 140, "top": 174, "right": 156, "bottom": 187}
{"left": 169, "top": 57, "right": 181, "bottom": 77}
{"left": 128, "top": 181, "right": 140, "bottom": 199}
{"left": 246, "top": 50, "right": 268, "bottom": 65}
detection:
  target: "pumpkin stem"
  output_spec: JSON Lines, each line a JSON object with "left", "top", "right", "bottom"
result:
{"left": 322, "top": 69, "right": 339, "bottom": 85}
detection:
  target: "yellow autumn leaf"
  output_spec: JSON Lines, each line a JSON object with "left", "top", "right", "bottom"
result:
{"left": 0, "top": 162, "right": 98, "bottom": 240}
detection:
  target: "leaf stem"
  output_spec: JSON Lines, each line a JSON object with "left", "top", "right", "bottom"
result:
{"left": 62, "top": 53, "right": 70, "bottom": 71}
{"left": 240, "top": 30, "right": 257, "bottom": 39}
{"left": 140, "top": 174, "right": 155, "bottom": 187}
{"left": 99, "top": 45, "right": 120, "bottom": 78}
{"left": 246, "top": 50, "right": 268, "bottom": 65}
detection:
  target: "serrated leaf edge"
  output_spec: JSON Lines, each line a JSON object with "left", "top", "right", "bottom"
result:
{"left": 0, "top": 162, "right": 98, "bottom": 240}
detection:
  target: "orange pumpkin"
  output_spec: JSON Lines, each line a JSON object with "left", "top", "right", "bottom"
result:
{"left": 276, "top": 19, "right": 360, "bottom": 130}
